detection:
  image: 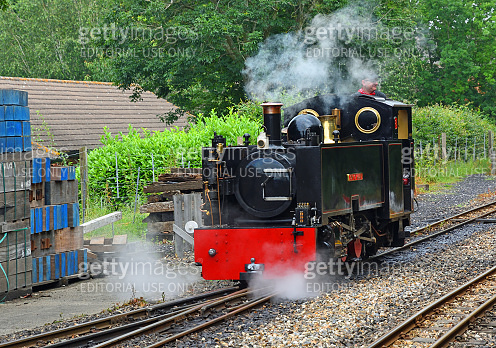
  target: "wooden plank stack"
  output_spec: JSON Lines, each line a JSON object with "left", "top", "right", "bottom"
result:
{"left": 30, "top": 159, "right": 84, "bottom": 284}
{"left": 0, "top": 89, "right": 33, "bottom": 300}
{"left": 141, "top": 168, "right": 202, "bottom": 242}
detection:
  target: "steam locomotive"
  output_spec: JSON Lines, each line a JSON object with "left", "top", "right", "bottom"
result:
{"left": 194, "top": 94, "right": 414, "bottom": 280}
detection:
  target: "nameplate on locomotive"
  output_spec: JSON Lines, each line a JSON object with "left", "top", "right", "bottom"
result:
{"left": 347, "top": 173, "right": 363, "bottom": 181}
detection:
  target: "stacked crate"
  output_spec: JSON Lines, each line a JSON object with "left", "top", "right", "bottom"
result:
{"left": 30, "top": 161, "right": 86, "bottom": 284}
{"left": 0, "top": 89, "right": 33, "bottom": 299}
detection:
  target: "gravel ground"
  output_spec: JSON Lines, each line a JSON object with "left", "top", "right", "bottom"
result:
{"left": 2, "top": 174, "right": 496, "bottom": 346}
{"left": 410, "top": 174, "right": 496, "bottom": 228}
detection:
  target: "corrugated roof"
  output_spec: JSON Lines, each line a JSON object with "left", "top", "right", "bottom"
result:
{"left": 0, "top": 77, "right": 187, "bottom": 151}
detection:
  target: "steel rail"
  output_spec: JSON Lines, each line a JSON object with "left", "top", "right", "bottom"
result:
{"left": 429, "top": 292, "right": 496, "bottom": 348}
{"left": 367, "top": 264, "right": 496, "bottom": 348}
{"left": 371, "top": 200, "right": 496, "bottom": 260}
{"left": 412, "top": 200, "right": 496, "bottom": 234}
{"left": 45, "top": 302, "right": 201, "bottom": 348}
{"left": 0, "top": 286, "right": 238, "bottom": 348}
{"left": 91, "top": 288, "right": 250, "bottom": 348}
{"left": 145, "top": 292, "right": 277, "bottom": 348}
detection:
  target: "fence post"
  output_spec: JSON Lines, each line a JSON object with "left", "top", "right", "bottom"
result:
{"left": 454, "top": 137, "right": 458, "bottom": 163}
{"left": 79, "top": 147, "right": 88, "bottom": 224}
{"left": 432, "top": 139, "right": 437, "bottom": 165}
{"left": 489, "top": 131, "right": 495, "bottom": 175}
{"left": 133, "top": 167, "right": 141, "bottom": 223}
{"left": 473, "top": 137, "right": 476, "bottom": 162}
{"left": 484, "top": 133, "right": 487, "bottom": 159}
{"left": 151, "top": 153, "right": 155, "bottom": 183}
{"left": 115, "top": 152, "right": 119, "bottom": 199}
{"left": 441, "top": 133, "right": 447, "bottom": 161}
{"left": 465, "top": 137, "right": 468, "bottom": 162}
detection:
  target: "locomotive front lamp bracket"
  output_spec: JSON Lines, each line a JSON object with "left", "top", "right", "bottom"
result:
{"left": 245, "top": 258, "right": 265, "bottom": 273}
{"left": 292, "top": 228, "right": 304, "bottom": 254}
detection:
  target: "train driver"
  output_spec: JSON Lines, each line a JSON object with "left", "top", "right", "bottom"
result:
{"left": 357, "top": 74, "right": 387, "bottom": 98}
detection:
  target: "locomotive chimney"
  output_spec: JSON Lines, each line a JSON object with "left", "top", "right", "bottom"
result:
{"left": 260, "top": 102, "right": 283, "bottom": 146}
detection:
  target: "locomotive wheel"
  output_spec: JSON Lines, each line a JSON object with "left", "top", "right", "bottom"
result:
{"left": 316, "top": 227, "right": 335, "bottom": 263}
{"left": 365, "top": 242, "right": 378, "bottom": 257}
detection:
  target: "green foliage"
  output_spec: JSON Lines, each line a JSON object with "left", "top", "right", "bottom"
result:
{"left": 413, "top": 104, "right": 496, "bottom": 185}
{"left": 413, "top": 0, "right": 496, "bottom": 117}
{"left": 0, "top": 0, "right": 109, "bottom": 80}
{"left": 415, "top": 159, "right": 491, "bottom": 186}
{"left": 413, "top": 104, "right": 496, "bottom": 145}
{"left": 86, "top": 110, "right": 262, "bottom": 202}
{"left": 83, "top": 200, "right": 147, "bottom": 241}
{"left": 86, "top": 0, "right": 347, "bottom": 117}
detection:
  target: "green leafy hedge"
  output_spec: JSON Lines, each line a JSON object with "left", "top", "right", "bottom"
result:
{"left": 87, "top": 108, "right": 262, "bottom": 202}
{"left": 413, "top": 104, "right": 496, "bottom": 144}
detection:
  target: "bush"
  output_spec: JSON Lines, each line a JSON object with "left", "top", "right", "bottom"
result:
{"left": 86, "top": 108, "right": 262, "bottom": 203}
{"left": 413, "top": 104, "right": 496, "bottom": 145}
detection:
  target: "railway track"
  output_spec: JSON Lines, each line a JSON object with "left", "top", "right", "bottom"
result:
{"left": 367, "top": 264, "right": 496, "bottom": 348}
{"left": 1, "top": 286, "right": 276, "bottom": 348}
{"left": 372, "top": 200, "right": 496, "bottom": 260}
{"left": 0, "top": 286, "right": 242, "bottom": 348}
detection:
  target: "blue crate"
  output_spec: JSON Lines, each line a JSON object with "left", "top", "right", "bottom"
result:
{"left": 36, "top": 207, "right": 43, "bottom": 233}
{"left": 0, "top": 122, "right": 5, "bottom": 137}
{"left": 61, "top": 204, "right": 68, "bottom": 228}
{"left": 45, "top": 256, "right": 51, "bottom": 281}
{"left": 32, "top": 259, "right": 36, "bottom": 283}
{"left": 14, "top": 137, "right": 22, "bottom": 152}
{"left": 60, "top": 167, "right": 68, "bottom": 181}
{"left": 68, "top": 166, "right": 76, "bottom": 180}
{"left": 54, "top": 254, "right": 60, "bottom": 279}
{"left": 23, "top": 136, "right": 32, "bottom": 151}
{"left": 0, "top": 90, "right": 28, "bottom": 106}
{"left": 13, "top": 106, "right": 29, "bottom": 121}
{"left": 4, "top": 106, "right": 13, "bottom": 120}
{"left": 5, "top": 137, "right": 14, "bottom": 152}
{"left": 6, "top": 121, "right": 22, "bottom": 136}
{"left": 30, "top": 209, "right": 35, "bottom": 234}
{"left": 61, "top": 253, "right": 66, "bottom": 277}
{"left": 45, "top": 158, "right": 51, "bottom": 181}
{"left": 22, "top": 121, "right": 30, "bottom": 136}
{"left": 0, "top": 107, "right": 3, "bottom": 121}
{"left": 32, "top": 158, "right": 42, "bottom": 183}
{"left": 38, "top": 258, "right": 43, "bottom": 283}
{"left": 45, "top": 206, "right": 50, "bottom": 231}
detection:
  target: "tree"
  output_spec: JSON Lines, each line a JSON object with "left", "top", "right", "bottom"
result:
{"left": 89, "top": 0, "right": 349, "bottom": 122}
{"left": 0, "top": 0, "right": 108, "bottom": 80}
{"left": 414, "top": 0, "right": 496, "bottom": 116}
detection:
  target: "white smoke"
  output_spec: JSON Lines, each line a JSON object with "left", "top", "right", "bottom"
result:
{"left": 243, "top": 3, "right": 384, "bottom": 103}
{"left": 97, "top": 246, "right": 201, "bottom": 302}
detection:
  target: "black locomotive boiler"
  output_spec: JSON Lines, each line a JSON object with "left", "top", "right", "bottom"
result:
{"left": 194, "top": 94, "right": 414, "bottom": 280}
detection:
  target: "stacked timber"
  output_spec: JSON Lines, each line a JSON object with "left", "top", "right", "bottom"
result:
{"left": 0, "top": 89, "right": 33, "bottom": 300}
{"left": 141, "top": 168, "right": 202, "bottom": 242}
{"left": 30, "top": 161, "right": 86, "bottom": 285}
